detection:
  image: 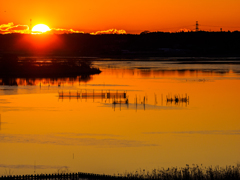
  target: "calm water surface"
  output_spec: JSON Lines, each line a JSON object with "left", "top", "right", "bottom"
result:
{"left": 0, "top": 61, "right": 240, "bottom": 176}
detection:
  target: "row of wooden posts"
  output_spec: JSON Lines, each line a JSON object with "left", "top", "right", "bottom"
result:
{"left": 58, "top": 91, "right": 189, "bottom": 107}
{"left": 58, "top": 90, "right": 127, "bottom": 99}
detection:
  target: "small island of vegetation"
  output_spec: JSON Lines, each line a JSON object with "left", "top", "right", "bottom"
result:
{"left": 0, "top": 55, "right": 101, "bottom": 78}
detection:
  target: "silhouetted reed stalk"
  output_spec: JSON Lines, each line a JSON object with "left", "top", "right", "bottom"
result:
{"left": 120, "top": 164, "right": 240, "bottom": 180}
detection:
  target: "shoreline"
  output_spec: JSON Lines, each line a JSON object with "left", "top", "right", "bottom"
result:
{"left": 14, "top": 56, "right": 240, "bottom": 62}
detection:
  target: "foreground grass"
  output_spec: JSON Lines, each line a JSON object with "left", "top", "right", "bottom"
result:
{"left": 1, "top": 164, "right": 240, "bottom": 180}
{"left": 120, "top": 164, "right": 240, "bottom": 180}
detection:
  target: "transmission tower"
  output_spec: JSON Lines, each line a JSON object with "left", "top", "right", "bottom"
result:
{"left": 196, "top": 21, "right": 199, "bottom": 32}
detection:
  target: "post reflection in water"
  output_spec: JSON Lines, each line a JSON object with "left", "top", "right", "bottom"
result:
{"left": 0, "top": 114, "right": 1, "bottom": 131}
{"left": 0, "top": 62, "right": 240, "bottom": 176}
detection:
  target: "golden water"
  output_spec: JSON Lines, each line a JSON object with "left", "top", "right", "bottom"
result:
{"left": 0, "top": 61, "right": 240, "bottom": 176}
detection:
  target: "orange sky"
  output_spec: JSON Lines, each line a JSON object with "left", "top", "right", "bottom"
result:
{"left": 0, "top": 0, "right": 240, "bottom": 34}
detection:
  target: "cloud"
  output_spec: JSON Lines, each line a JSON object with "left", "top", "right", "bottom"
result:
{"left": 0, "top": 23, "right": 127, "bottom": 35}
{"left": 0, "top": 22, "right": 29, "bottom": 34}
{"left": 143, "top": 130, "right": 240, "bottom": 135}
{"left": 50, "top": 28, "right": 126, "bottom": 35}
{"left": 177, "top": 28, "right": 192, "bottom": 32}
{"left": 50, "top": 28, "right": 84, "bottom": 34}
{"left": 90, "top": 29, "right": 126, "bottom": 35}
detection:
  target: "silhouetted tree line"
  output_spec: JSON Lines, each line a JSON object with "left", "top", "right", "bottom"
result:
{"left": 0, "top": 31, "right": 240, "bottom": 57}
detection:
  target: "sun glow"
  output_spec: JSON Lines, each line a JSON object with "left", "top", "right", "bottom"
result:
{"left": 32, "top": 24, "right": 51, "bottom": 33}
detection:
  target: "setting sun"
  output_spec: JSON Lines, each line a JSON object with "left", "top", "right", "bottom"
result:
{"left": 32, "top": 24, "right": 51, "bottom": 33}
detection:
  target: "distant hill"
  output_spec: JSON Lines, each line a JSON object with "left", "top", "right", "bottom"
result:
{"left": 0, "top": 31, "right": 240, "bottom": 57}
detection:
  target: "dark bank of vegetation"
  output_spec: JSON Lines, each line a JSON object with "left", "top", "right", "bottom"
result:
{"left": 1, "top": 165, "right": 240, "bottom": 180}
{"left": 121, "top": 165, "right": 240, "bottom": 180}
{"left": 0, "top": 31, "right": 240, "bottom": 57}
{"left": 0, "top": 55, "right": 101, "bottom": 78}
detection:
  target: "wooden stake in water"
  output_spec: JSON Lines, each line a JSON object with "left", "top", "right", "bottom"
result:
{"left": 161, "top": 94, "right": 163, "bottom": 106}
{"left": 34, "top": 160, "right": 36, "bottom": 174}
{"left": 120, "top": 95, "right": 121, "bottom": 111}
{"left": 69, "top": 91, "right": 71, "bottom": 101}
{"left": 156, "top": 94, "right": 158, "bottom": 105}
{"left": 135, "top": 95, "right": 137, "bottom": 111}
{"left": 143, "top": 96, "right": 145, "bottom": 110}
